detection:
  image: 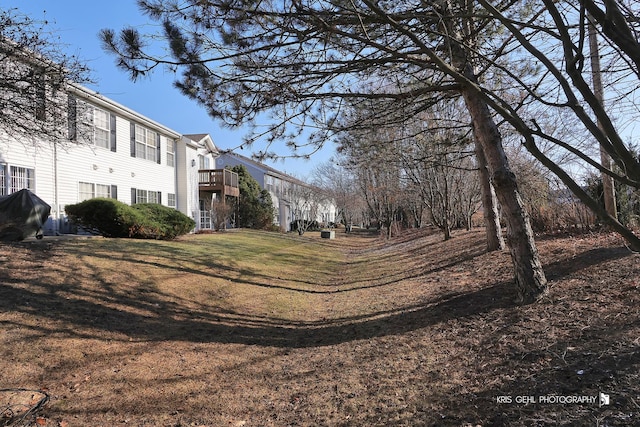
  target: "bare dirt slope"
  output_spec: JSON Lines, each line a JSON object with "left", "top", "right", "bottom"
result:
{"left": 0, "top": 228, "right": 638, "bottom": 426}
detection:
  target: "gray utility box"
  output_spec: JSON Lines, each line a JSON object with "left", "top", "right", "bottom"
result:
{"left": 320, "top": 230, "right": 335, "bottom": 239}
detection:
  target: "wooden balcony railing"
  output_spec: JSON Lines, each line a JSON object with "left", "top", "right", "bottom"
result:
{"left": 198, "top": 169, "right": 240, "bottom": 197}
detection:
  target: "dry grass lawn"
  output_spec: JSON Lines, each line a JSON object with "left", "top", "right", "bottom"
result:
{"left": 0, "top": 228, "right": 639, "bottom": 426}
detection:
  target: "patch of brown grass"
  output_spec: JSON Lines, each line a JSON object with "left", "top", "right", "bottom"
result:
{"left": 0, "top": 228, "right": 639, "bottom": 426}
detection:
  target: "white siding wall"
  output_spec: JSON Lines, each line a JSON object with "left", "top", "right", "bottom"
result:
{"left": 185, "top": 146, "right": 200, "bottom": 221}
{"left": 175, "top": 138, "right": 191, "bottom": 217}
{"left": 175, "top": 137, "right": 217, "bottom": 225}
{"left": 317, "top": 199, "right": 337, "bottom": 224}
{"left": 1, "top": 100, "right": 181, "bottom": 235}
{"left": 0, "top": 135, "right": 55, "bottom": 203}
{"left": 55, "top": 115, "right": 176, "bottom": 208}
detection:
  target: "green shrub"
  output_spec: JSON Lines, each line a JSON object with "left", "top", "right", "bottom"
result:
{"left": 65, "top": 198, "right": 144, "bottom": 238}
{"left": 65, "top": 198, "right": 195, "bottom": 239}
{"left": 132, "top": 203, "right": 195, "bottom": 239}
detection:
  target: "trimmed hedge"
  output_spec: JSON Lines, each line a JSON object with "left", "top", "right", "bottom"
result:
{"left": 132, "top": 203, "right": 196, "bottom": 239}
{"left": 65, "top": 198, "right": 195, "bottom": 239}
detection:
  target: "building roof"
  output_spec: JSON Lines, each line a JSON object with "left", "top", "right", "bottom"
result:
{"left": 220, "top": 152, "right": 307, "bottom": 186}
{"left": 183, "top": 133, "right": 209, "bottom": 142}
{"left": 182, "top": 133, "right": 219, "bottom": 155}
{"left": 68, "top": 83, "right": 182, "bottom": 139}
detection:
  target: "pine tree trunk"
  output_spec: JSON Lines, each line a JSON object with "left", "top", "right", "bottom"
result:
{"left": 475, "top": 139, "right": 505, "bottom": 251}
{"left": 437, "top": 0, "right": 546, "bottom": 303}
{"left": 462, "top": 87, "right": 548, "bottom": 304}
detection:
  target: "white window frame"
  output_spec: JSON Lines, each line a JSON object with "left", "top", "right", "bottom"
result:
{"left": 79, "top": 182, "right": 113, "bottom": 201}
{"left": 198, "top": 155, "right": 210, "bottom": 170}
{"left": 93, "top": 107, "right": 110, "bottom": 149}
{"left": 135, "top": 188, "right": 149, "bottom": 204}
{"left": 168, "top": 193, "right": 176, "bottom": 208}
{"left": 96, "top": 184, "right": 111, "bottom": 198}
{"left": 0, "top": 164, "right": 6, "bottom": 196}
{"left": 147, "top": 190, "right": 159, "bottom": 204}
{"left": 134, "top": 125, "right": 159, "bottom": 162}
{"left": 133, "top": 189, "right": 161, "bottom": 205}
{"left": 9, "top": 166, "right": 35, "bottom": 193}
{"left": 166, "top": 138, "right": 175, "bottom": 167}
{"left": 78, "top": 182, "right": 95, "bottom": 201}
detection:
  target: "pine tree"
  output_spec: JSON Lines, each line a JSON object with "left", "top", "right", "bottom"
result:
{"left": 231, "top": 165, "right": 274, "bottom": 229}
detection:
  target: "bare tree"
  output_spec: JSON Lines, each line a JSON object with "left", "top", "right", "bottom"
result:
{"left": 311, "top": 159, "right": 363, "bottom": 231}
{"left": 0, "top": 8, "right": 90, "bottom": 148}
{"left": 288, "top": 182, "right": 322, "bottom": 235}
{"left": 358, "top": 164, "right": 403, "bottom": 239}
{"left": 400, "top": 180, "right": 427, "bottom": 229}
{"left": 338, "top": 123, "right": 405, "bottom": 239}
{"left": 211, "top": 197, "right": 234, "bottom": 230}
{"left": 396, "top": 101, "right": 481, "bottom": 240}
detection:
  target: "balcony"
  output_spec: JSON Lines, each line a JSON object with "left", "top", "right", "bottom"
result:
{"left": 198, "top": 169, "right": 240, "bottom": 198}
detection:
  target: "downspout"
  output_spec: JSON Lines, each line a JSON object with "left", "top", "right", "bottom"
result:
{"left": 53, "top": 142, "right": 59, "bottom": 235}
{"left": 173, "top": 138, "right": 178, "bottom": 211}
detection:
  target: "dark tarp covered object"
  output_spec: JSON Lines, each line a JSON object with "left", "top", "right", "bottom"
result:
{"left": 0, "top": 189, "right": 51, "bottom": 241}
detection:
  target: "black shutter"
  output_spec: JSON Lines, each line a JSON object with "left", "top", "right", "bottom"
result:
{"left": 35, "top": 72, "right": 46, "bottom": 121}
{"left": 110, "top": 114, "right": 117, "bottom": 152}
{"left": 67, "top": 95, "right": 77, "bottom": 141}
{"left": 157, "top": 192, "right": 162, "bottom": 205}
{"left": 156, "top": 134, "right": 161, "bottom": 164}
{"left": 131, "top": 188, "right": 137, "bottom": 204}
{"left": 130, "top": 122, "right": 136, "bottom": 157}
{"left": 111, "top": 185, "right": 118, "bottom": 200}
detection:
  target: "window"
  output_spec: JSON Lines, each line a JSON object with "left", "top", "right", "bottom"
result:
{"left": 10, "top": 166, "right": 35, "bottom": 193}
{"left": 132, "top": 188, "right": 162, "bottom": 205}
{"left": 93, "top": 108, "right": 110, "bottom": 149}
{"left": 166, "top": 138, "right": 175, "bottom": 167}
{"left": 168, "top": 193, "right": 176, "bottom": 208}
{"left": 96, "top": 184, "right": 112, "bottom": 198}
{"left": 135, "top": 188, "right": 148, "bottom": 204}
{"left": 198, "top": 155, "right": 210, "bottom": 169}
{"left": 79, "top": 182, "right": 94, "bottom": 201}
{"left": 132, "top": 124, "right": 160, "bottom": 162}
{"left": 79, "top": 182, "right": 115, "bottom": 201}
{"left": 147, "top": 190, "right": 159, "bottom": 204}
{"left": 68, "top": 100, "right": 114, "bottom": 150}
{"left": 0, "top": 165, "right": 5, "bottom": 196}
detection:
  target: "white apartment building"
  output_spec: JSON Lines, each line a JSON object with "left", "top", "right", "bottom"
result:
{"left": 0, "top": 81, "right": 236, "bottom": 235}
{"left": 215, "top": 152, "right": 336, "bottom": 231}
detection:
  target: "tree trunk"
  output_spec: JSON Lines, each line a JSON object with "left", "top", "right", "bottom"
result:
{"left": 439, "top": 175, "right": 453, "bottom": 241}
{"left": 588, "top": 17, "right": 618, "bottom": 220}
{"left": 475, "top": 140, "right": 505, "bottom": 251}
{"left": 462, "top": 87, "right": 548, "bottom": 304}
{"left": 433, "top": 0, "right": 547, "bottom": 302}
{"left": 443, "top": 215, "right": 451, "bottom": 240}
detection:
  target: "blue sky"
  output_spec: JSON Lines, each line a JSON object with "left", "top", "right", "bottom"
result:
{"left": 2, "top": 0, "right": 332, "bottom": 179}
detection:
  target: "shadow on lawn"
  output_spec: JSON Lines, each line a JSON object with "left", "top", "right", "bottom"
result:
{"left": 0, "top": 275, "right": 514, "bottom": 348}
{"left": 0, "top": 237, "right": 513, "bottom": 348}
{"left": 0, "top": 237, "right": 632, "bottom": 350}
